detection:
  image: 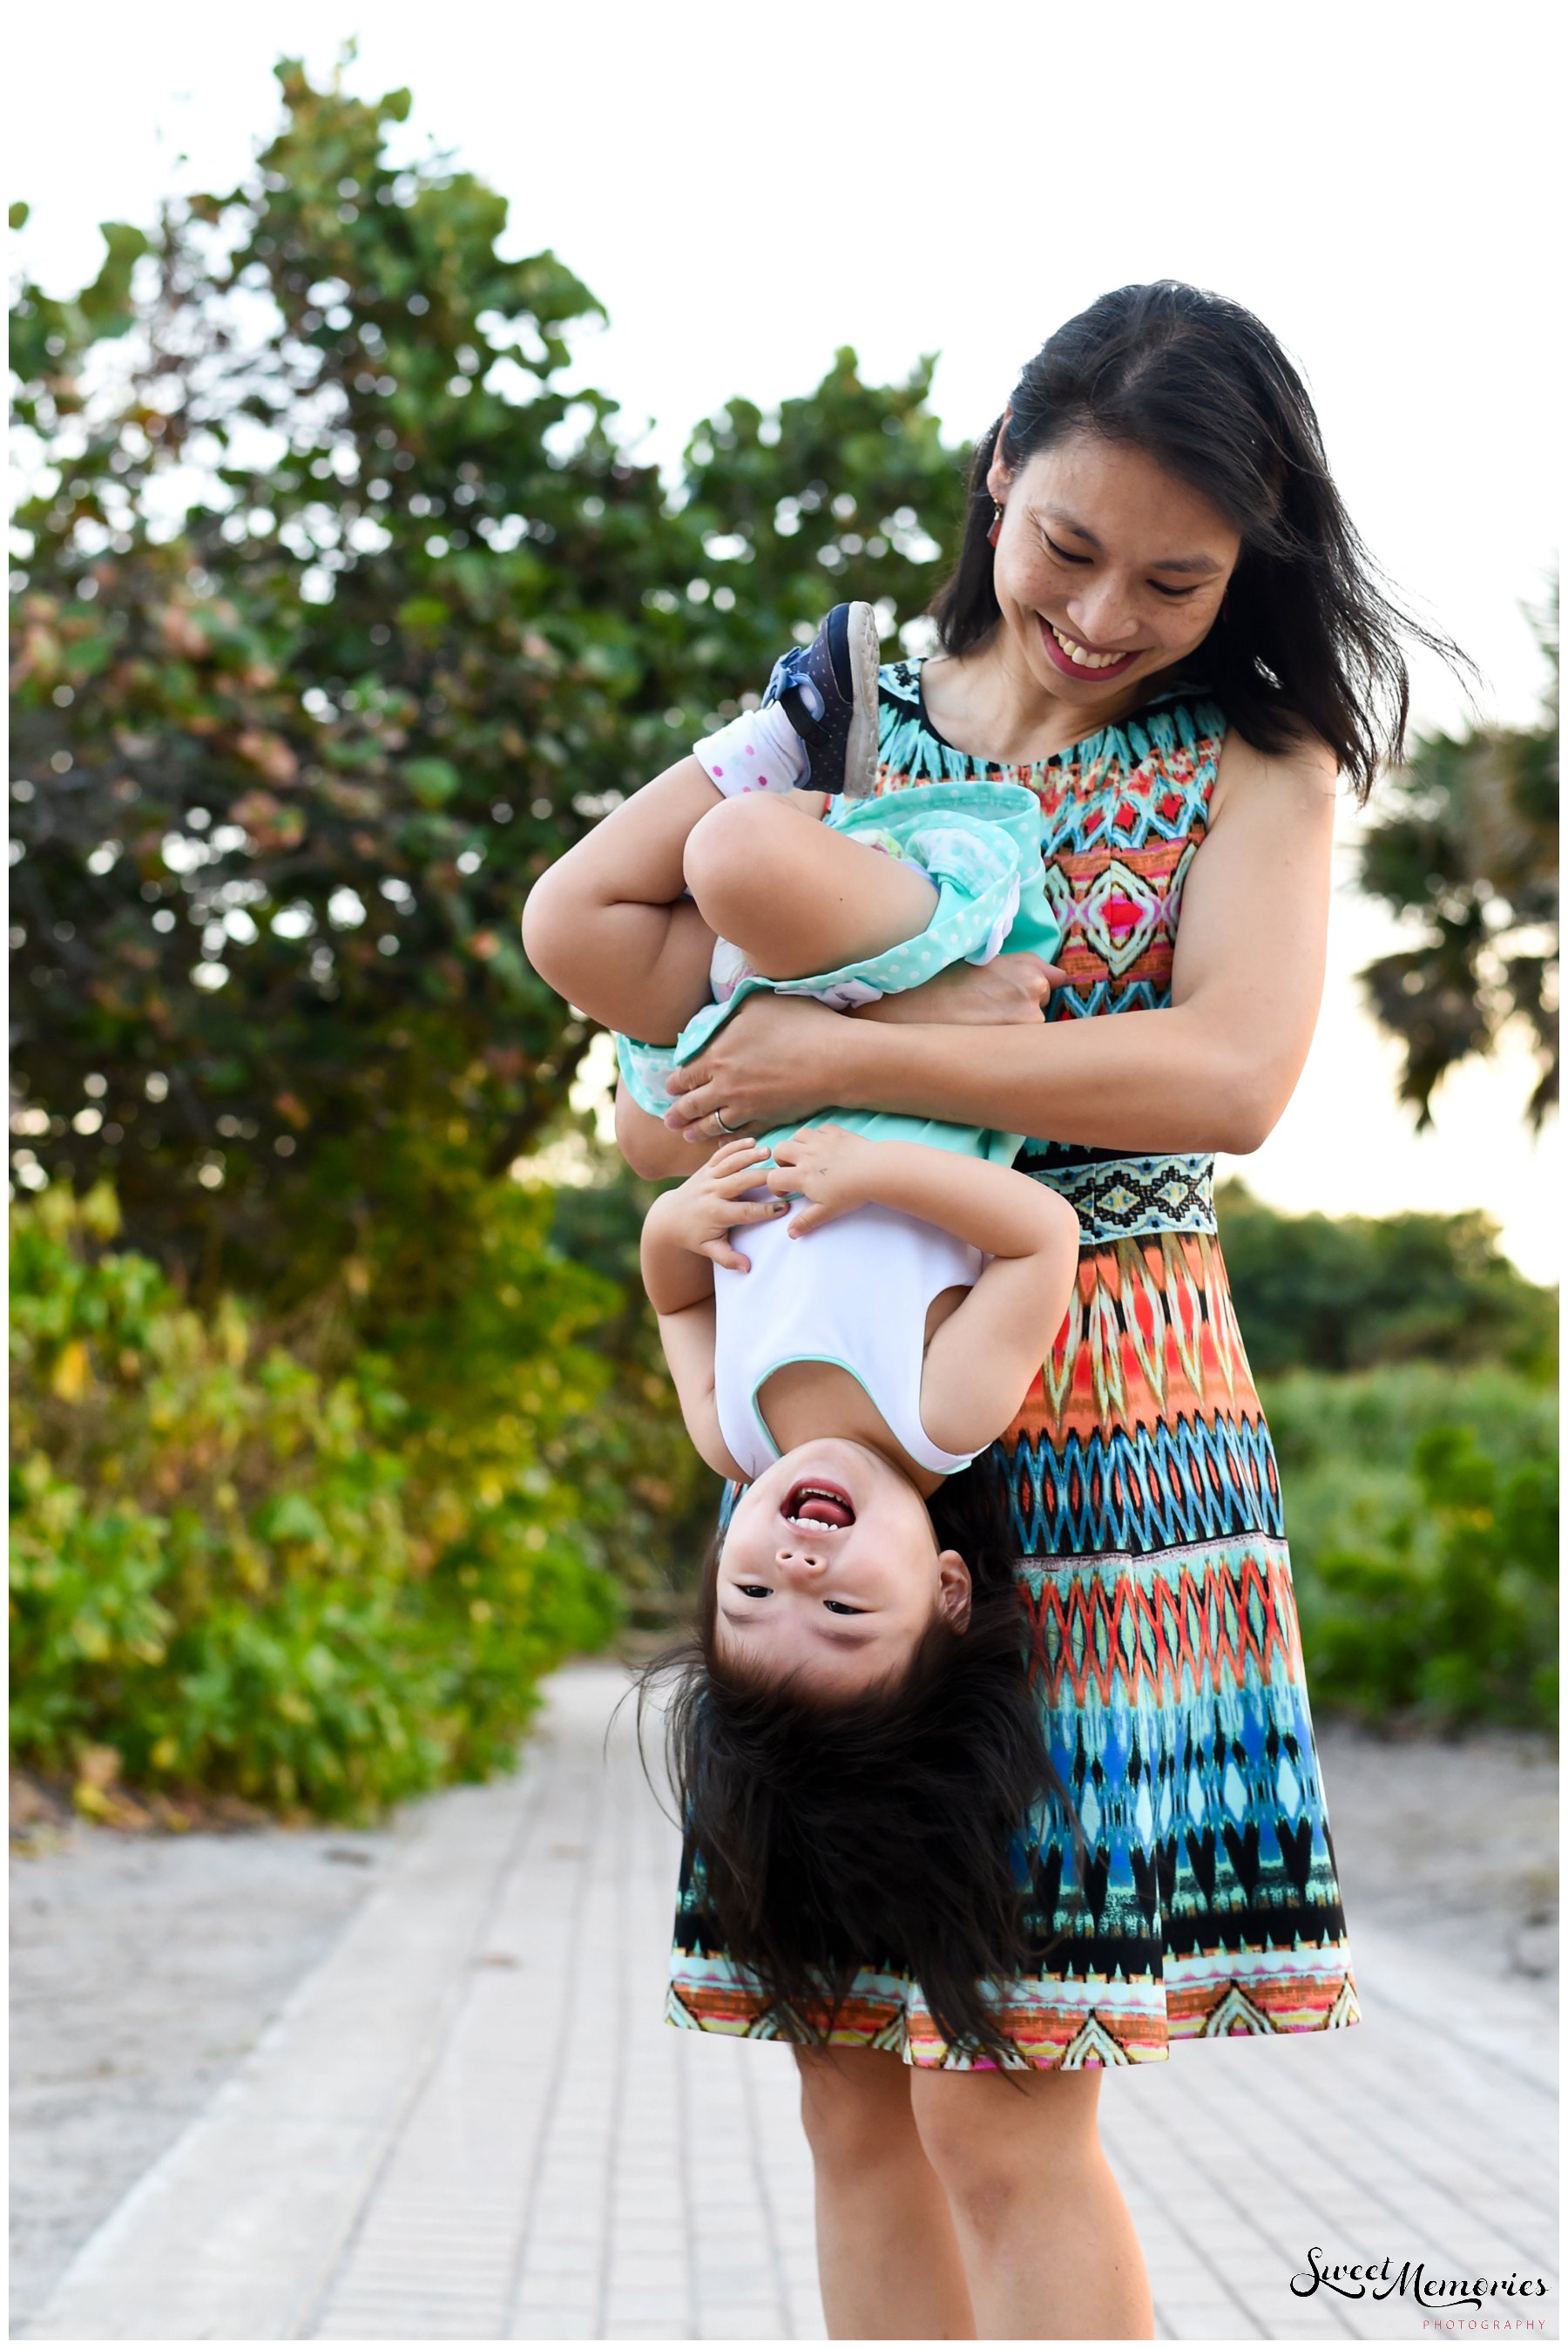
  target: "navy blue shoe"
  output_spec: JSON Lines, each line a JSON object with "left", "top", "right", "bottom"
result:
{"left": 761, "top": 600, "right": 881, "bottom": 797}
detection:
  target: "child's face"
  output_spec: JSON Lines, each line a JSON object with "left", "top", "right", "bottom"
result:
{"left": 714, "top": 1439, "right": 971, "bottom": 1696}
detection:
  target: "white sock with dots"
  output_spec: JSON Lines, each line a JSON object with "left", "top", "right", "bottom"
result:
{"left": 693, "top": 703, "right": 808, "bottom": 797}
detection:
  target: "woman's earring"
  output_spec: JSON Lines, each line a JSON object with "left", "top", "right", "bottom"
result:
{"left": 987, "top": 499, "right": 1004, "bottom": 550}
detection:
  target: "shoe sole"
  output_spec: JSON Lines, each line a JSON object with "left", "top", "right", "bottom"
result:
{"left": 839, "top": 600, "right": 882, "bottom": 799}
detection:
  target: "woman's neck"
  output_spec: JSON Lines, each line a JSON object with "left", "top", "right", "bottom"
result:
{"left": 923, "top": 633, "right": 1180, "bottom": 764}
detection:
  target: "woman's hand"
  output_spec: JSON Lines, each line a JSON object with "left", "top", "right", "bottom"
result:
{"left": 661, "top": 957, "right": 1068, "bottom": 1142}
{"left": 765, "top": 1124, "right": 877, "bottom": 1236}
{"left": 650, "top": 1138, "right": 787, "bottom": 1271}
{"left": 850, "top": 952, "right": 1065, "bottom": 1027}
{"left": 662, "top": 993, "right": 851, "bottom": 1141}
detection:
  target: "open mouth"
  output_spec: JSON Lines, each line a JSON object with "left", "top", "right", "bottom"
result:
{"left": 781, "top": 1479, "right": 856, "bottom": 1531}
{"left": 1037, "top": 614, "right": 1141, "bottom": 680}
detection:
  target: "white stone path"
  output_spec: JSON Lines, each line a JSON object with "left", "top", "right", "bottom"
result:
{"left": 24, "top": 1662, "right": 1558, "bottom": 2342}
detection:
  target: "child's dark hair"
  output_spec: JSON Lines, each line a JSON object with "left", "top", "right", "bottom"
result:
{"left": 637, "top": 1457, "right": 1076, "bottom": 2066}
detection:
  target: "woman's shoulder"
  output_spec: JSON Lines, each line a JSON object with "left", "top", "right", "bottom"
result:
{"left": 1211, "top": 717, "right": 1340, "bottom": 813}
{"left": 1211, "top": 718, "right": 1342, "bottom": 841}
{"left": 876, "top": 654, "right": 965, "bottom": 783}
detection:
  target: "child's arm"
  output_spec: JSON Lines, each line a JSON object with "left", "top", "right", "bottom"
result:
{"left": 766, "top": 1127, "right": 1080, "bottom": 1457}
{"left": 640, "top": 1141, "right": 786, "bottom": 1482}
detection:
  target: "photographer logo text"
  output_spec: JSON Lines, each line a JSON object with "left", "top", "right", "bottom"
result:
{"left": 1292, "top": 2246, "right": 1551, "bottom": 2319}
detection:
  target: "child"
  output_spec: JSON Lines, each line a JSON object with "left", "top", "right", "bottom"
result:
{"left": 526, "top": 599, "right": 1078, "bottom": 1700}
{"left": 523, "top": 604, "right": 1082, "bottom": 2054}
{"left": 641, "top": 1122, "right": 1077, "bottom": 1693}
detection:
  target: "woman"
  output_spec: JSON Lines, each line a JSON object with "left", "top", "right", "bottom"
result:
{"left": 611, "top": 281, "right": 1460, "bottom": 2340}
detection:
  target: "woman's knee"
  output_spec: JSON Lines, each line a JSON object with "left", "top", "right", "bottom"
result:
{"left": 794, "top": 2046, "right": 917, "bottom": 2172}
{"left": 910, "top": 2068, "right": 1103, "bottom": 2221}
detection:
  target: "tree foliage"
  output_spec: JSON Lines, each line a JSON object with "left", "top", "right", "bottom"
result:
{"left": 1216, "top": 1180, "right": 1555, "bottom": 1378}
{"left": 10, "top": 57, "right": 967, "bottom": 1306}
{"left": 1353, "top": 585, "right": 1558, "bottom": 1127}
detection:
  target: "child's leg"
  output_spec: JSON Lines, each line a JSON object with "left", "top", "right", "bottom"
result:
{"left": 613, "top": 1085, "right": 721, "bottom": 1178}
{"left": 520, "top": 757, "right": 729, "bottom": 1044}
{"left": 682, "top": 792, "right": 939, "bottom": 984}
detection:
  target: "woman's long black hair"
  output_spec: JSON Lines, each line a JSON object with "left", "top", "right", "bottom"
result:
{"left": 931, "top": 281, "right": 1470, "bottom": 799}
{"left": 637, "top": 1458, "right": 1078, "bottom": 2067}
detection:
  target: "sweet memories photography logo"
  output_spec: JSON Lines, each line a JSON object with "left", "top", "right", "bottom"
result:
{"left": 1291, "top": 2246, "right": 1553, "bottom": 2325}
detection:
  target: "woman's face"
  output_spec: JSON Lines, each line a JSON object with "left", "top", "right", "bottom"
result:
{"left": 985, "top": 428, "right": 1241, "bottom": 710}
{"left": 713, "top": 1439, "right": 971, "bottom": 1697}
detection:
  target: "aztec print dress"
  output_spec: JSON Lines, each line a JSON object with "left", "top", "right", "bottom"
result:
{"left": 666, "top": 657, "right": 1360, "bottom": 2068}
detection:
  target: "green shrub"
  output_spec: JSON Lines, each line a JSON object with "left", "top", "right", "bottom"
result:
{"left": 10, "top": 1182, "right": 622, "bottom": 1817}
{"left": 1267, "top": 1364, "right": 1558, "bottom": 1731}
{"left": 1220, "top": 1181, "right": 1557, "bottom": 1377}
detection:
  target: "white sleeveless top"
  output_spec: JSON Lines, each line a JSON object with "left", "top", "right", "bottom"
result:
{"left": 712, "top": 1197, "right": 983, "bottom": 1482}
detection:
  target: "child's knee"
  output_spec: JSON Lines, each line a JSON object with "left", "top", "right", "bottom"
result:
{"left": 682, "top": 793, "right": 784, "bottom": 927}
{"left": 520, "top": 866, "right": 574, "bottom": 989}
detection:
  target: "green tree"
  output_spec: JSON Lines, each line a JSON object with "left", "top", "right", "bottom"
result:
{"left": 1354, "top": 584, "right": 1558, "bottom": 1127}
{"left": 10, "top": 56, "right": 966, "bottom": 1310}
{"left": 1216, "top": 1180, "right": 1555, "bottom": 1378}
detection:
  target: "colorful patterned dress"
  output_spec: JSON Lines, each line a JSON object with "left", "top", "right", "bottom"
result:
{"left": 666, "top": 658, "right": 1360, "bottom": 2068}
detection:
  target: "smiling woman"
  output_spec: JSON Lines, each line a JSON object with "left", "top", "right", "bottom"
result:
{"left": 521, "top": 276, "right": 1482, "bottom": 2340}
{"left": 997, "top": 437, "right": 1234, "bottom": 687}
{"left": 927, "top": 281, "right": 1460, "bottom": 795}
{"left": 612, "top": 282, "right": 1478, "bottom": 2344}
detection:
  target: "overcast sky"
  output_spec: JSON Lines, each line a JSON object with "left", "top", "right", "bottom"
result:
{"left": 10, "top": 2, "right": 1559, "bottom": 1275}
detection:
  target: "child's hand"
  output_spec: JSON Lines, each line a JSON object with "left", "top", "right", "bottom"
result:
{"left": 664, "top": 1138, "right": 787, "bottom": 1272}
{"left": 766, "top": 1124, "right": 875, "bottom": 1237}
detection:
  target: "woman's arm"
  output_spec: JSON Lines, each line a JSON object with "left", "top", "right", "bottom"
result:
{"left": 661, "top": 732, "right": 1338, "bottom": 1156}
{"left": 621, "top": 953, "right": 1064, "bottom": 1169}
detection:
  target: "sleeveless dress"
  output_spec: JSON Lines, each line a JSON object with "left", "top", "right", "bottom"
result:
{"left": 666, "top": 659, "right": 1360, "bottom": 2068}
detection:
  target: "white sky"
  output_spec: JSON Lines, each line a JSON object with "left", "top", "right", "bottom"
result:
{"left": 9, "top": 1, "right": 1560, "bottom": 1277}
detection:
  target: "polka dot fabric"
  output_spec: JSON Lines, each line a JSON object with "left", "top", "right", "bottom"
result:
{"left": 613, "top": 777, "right": 1062, "bottom": 1163}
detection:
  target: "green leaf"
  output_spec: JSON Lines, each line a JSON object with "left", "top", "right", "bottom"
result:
{"left": 395, "top": 597, "right": 450, "bottom": 634}
{"left": 255, "top": 1493, "right": 329, "bottom": 1545}
{"left": 402, "top": 756, "right": 462, "bottom": 808}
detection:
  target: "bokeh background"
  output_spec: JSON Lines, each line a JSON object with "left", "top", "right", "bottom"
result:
{"left": 9, "top": 6, "right": 1558, "bottom": 1824}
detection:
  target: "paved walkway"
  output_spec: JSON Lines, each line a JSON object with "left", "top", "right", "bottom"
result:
{"left": 24, "top": 1663, "right": 1558, "bottom": 2341}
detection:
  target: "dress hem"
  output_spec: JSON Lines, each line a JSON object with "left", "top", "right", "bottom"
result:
{"left": 665, "top": 1948, "right": 1361, "bottom": 2071}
